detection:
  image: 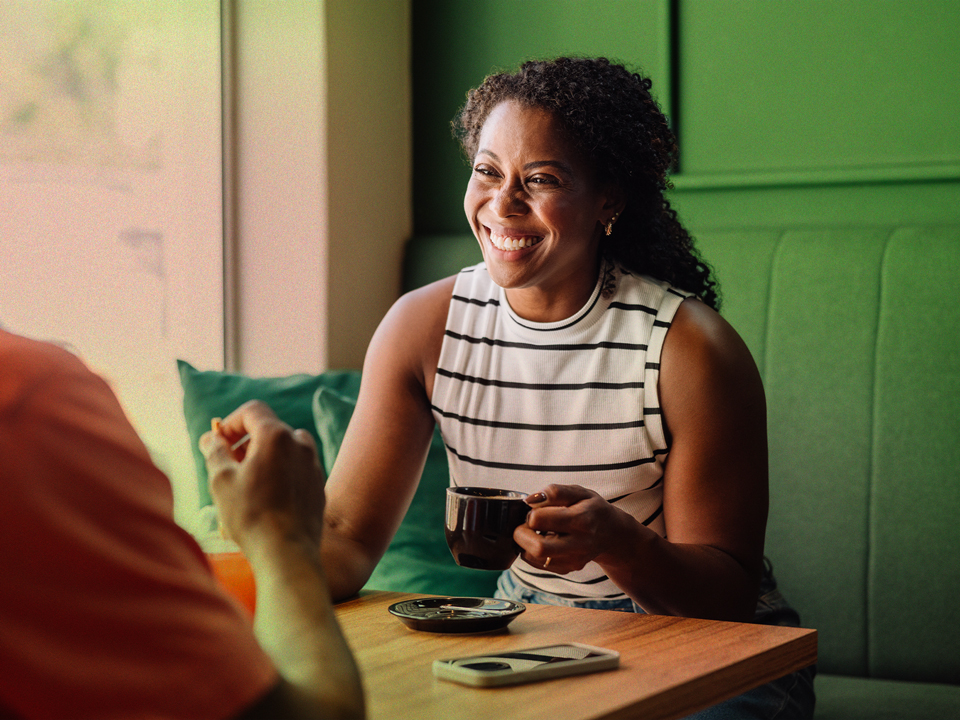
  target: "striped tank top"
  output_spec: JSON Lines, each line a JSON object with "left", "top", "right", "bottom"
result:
{"left": 431, "top": 261, "right": 692, "bottom": 601}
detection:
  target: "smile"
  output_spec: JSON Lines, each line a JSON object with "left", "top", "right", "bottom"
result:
{"left": 489, "top": 231, "right": 544, "bottom": 251}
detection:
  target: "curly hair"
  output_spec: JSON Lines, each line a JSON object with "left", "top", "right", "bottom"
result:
{"left": 452, "top": 56, "right": 719, "bottom": 310}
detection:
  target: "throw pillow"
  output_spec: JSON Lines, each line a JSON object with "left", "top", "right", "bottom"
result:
{"left": 178, "top": 360, "right": 361, "bottom": 507}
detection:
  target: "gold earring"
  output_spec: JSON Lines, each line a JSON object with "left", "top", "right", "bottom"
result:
{"left": 605, "top": 212, "right": 620, "bottom": 236}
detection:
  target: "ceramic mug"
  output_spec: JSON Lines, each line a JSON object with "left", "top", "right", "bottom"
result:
{"left": 445, "top": 487, "right": 530, "bottom": 571}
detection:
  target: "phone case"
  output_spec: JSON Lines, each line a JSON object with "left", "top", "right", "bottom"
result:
{"left": 432, "top": 642, "right": 620, "bottom": 687}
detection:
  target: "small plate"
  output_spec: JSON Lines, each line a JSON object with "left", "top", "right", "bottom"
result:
{"left": 388, "top": 596, "right": 525, "bottom": 634}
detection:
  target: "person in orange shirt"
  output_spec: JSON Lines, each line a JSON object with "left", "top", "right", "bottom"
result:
{"left": 0, "top": 328, "right": 364, "bottom": 720}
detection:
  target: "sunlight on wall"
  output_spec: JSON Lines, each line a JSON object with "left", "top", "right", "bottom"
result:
{"left": 0, "top": 0, "right": 222, "bottom": 530}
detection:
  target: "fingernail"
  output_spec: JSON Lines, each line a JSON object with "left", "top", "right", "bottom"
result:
{"left": 527, "top": 492, "right": 546, "bottom": 504}
{"left": 199, "top": 431, "right": 223, "bottom": 457}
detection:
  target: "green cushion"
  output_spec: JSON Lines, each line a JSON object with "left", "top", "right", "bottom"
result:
{"left": 761, "top": 229, "right": 888, "bottom": 676}
{"left": 869, "top": 227, "right": 960, "bottom": 683}
{"left": 814, "top": 673, "right": 960, "bottom": 720}
{"left": 177, "top": 360, "right": 361, "bottom": 507}
{"left": 691, "top": 229, "right": 781, "bottom": 368}
{"left": 312, "top": 386, "right": 500, "bottom": 597}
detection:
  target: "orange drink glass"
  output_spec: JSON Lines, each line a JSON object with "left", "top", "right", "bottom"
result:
{"left": 198, "top": 533, "right": 257, "bottom": 617}
{"left": 207, "top": 551, "right": 256, "bottom": 616}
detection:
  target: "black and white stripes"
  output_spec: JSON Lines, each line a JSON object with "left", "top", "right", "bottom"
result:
{"left": 431, "top": 262, "right": 690, "bottom": 601}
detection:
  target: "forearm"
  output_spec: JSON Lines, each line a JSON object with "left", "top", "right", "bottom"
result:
{"left": 319, "top": 517, "right": 383, "bottom": 603}
{"left": 597, "top": 518, "right": 760, "bottom": 621}
{"left": 244, "top": 528, "right": 365, "bottom": 719}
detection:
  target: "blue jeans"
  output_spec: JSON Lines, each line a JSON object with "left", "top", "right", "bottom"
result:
{"left": 496, "top": 560, "right": 816, "bottom": 719}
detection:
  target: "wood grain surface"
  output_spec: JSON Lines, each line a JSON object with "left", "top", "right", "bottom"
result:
{"left": 334, "top": 591, "right": 817, "bottom": 720}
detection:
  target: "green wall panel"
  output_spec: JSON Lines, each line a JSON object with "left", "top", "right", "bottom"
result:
{"left": 412, "top": 0, "right": 671, "bottom": 234}
{"left": 678, "top": 0, "right": 960, "bottom": 177}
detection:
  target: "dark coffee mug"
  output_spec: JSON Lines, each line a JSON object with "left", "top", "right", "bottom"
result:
{"left": 445, "top": 487, "right": 531, "bottom": 571}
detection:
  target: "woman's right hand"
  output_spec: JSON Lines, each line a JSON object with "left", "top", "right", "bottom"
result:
{"left": 516, "top": 484, "right": 639, "bottom": 574}
{"left": 200, "top": 400, "right": 326, "bottom": 554}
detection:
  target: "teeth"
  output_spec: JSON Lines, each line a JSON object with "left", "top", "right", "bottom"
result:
{"left": 490, "top": 232, "right": 543, "bottom": 251}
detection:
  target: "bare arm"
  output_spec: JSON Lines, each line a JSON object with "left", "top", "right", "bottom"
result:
{"left": 320, "top": 277, "right": 454, "bottom": 601}
{"left": 516, "top": 298, "right": 768, "bottom": 621}
{"left": 201, "top": 404, "right": 365, "bottom": 720}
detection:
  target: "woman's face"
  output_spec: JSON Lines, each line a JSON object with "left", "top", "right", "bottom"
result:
{"left": 464, "top": 101, "right": 618, "bottom": 321}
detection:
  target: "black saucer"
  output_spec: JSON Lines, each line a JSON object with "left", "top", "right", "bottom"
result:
{"left": 388, "top": 596, "right": 525, "bottom": 634}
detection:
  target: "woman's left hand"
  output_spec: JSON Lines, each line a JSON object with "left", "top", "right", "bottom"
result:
{"left": 514, "top": 484, "right": 634, "bottom": 573}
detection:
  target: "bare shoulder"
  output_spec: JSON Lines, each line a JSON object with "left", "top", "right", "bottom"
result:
{"left": 659, "top": 298, "right": 765, "bottom": 435}
{"left": 364, "top": 275, "right": 457, "bottom": 394}
{"left": 662, "top": 298, "right": 760, "bottom": 383}
{"left": 385, "top": 275, "right": 456, "bottom": 332}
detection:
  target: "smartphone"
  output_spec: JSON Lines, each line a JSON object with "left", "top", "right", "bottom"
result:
{"left": 432, "top": 642, "right": 619, "bottom": 687}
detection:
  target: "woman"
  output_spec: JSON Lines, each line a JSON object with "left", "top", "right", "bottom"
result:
{"left": 318, "top": 57, "right": 814, "bottom": 718}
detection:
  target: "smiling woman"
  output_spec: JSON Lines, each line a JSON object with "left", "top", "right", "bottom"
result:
{"left": 454, "top": 57, "right": 718, "bottom": 312}
{"left": 311, "top": 56, "right": 815, "bottom": 720}
{"left": 462, "top": 101, "right": 614, "bottom": 321}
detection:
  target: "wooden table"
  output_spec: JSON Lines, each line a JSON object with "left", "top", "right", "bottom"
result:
{"left": 335, "top": 591, "right": 816, "bottom": 720}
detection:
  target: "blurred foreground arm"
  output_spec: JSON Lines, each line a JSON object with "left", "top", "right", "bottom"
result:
{"left": 201, "top": 402, "right": 365, "bottom": 720}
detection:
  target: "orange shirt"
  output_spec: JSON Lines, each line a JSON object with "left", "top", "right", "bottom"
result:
{"left": 0, "top": 330, "right": 276, "bottom": 719}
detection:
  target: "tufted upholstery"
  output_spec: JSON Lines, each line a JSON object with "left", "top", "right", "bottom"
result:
{"left": 698, "top": 226, "right": 960, "bottom": 685}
